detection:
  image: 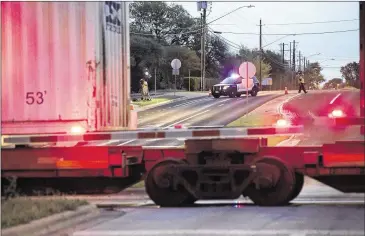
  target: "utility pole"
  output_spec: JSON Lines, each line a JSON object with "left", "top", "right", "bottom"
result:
{"left": 289, "top": 42, "right": 292, "bottom": 70}
{"left": 299, "top": 51, "right": 302, "bottom": 71}
{"left": 281, "top": 43, "right": 285, "bottom": 63}
{"left": 259, "top": 18, "right": 262, "bottom": 86}
{"left": 303, "top": 57, "right": 306, "bottom": 70}
{"left": 202, "top": 7, "right": 207, "bottom": 91}
{"left": 200, "top": 12, "right": 203, "bottom": 91}
{"left": 292, "top": 40, "right": 296, "bottom": 89}
{"left": 292, "top": 40, "right": 296, "bottom": 72}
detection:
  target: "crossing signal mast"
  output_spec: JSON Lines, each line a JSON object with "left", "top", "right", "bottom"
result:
{"left": 1, "top": 2, "right": 364, "bottom": 207}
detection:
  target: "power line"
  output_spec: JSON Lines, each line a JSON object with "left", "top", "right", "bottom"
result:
{"left": 265, "top": 18, "right": 359, "bottom": 26}
{"left": 212, "top": 29, "right": 359, "bottom": 36}
{"left": 208, "top": 29, "right": 241, "bottom": 50}
{"left": 130, "top": 28, "right": 202, "bottom": 36}
{"left": 262, "top": 35, "right": 291, "bottom": 48}
{"left": 206, "top": 5, "right": 254, "bottom": 25}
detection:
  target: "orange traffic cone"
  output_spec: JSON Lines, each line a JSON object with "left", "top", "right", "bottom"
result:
{"left": 284, "top": 87, "right": 288, "bottom": 95}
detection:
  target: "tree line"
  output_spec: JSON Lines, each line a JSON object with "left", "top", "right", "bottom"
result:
{"left": 129, "top": 2, "right": 357, "bottom": 92}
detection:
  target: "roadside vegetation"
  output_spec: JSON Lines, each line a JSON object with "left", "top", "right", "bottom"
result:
{"left": 129, "top": 2, "right": 331, "bottom": 93}
{"left": 227, "top": 113, "right": 290, "bottom": 146}
{"left": 132, "top": 97, "right": 171, "bottom": 107}
{"left": 1, "top": 177, "right": 88, "bottom": 229}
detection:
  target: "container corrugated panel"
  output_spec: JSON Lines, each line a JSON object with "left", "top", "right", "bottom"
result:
{"left": 1, "top": 2, "right": 130, "bottom": 135}
{"left": 98, "top": 1, "right": 130, "bottom": 130}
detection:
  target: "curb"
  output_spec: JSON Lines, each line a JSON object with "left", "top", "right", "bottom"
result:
{"left": 95, "top": 202, "right": 150, "bottom": 208}
{"left": 2, "top": 205, "right": 99, "bottom": 236}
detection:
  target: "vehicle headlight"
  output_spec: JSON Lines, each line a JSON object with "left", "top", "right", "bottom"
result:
{"left": 223, "top": 86, "right": 229, "bottom": 90}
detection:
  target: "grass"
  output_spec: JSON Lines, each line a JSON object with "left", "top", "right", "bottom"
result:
{"left": 342, "top": 86, "right": 359, "bottom": 90}
{"left": 227, "top": 113, "right": 290, "bottom": 146}
{"left": 132, "top": 98, "right": 171, "bottom": 107}
{"left": 1, "top": 197, "right": 88, "bottom": 229}
{"left": 227, "top": 113, "right": 282, "bottom": 127}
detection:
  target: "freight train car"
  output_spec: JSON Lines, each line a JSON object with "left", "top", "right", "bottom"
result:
{"left": 2, "top": 1, "right": 131, "bottom": 135}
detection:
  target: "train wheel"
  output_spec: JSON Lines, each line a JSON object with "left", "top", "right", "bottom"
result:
{"left": 288, "top": 172, "right": 304, "bottom": 202}
{"left": 145, "top": 159, "right": 190, "bottom": 207}
{"left": 244, "top": 157, "right": 296, "bottom": 206}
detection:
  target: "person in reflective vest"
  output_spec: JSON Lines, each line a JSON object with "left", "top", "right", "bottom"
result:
{"left": 140, "top": 78, "right": 151, "bottom": 101}
{"left": 297, "top": 71, "right": 307, "bottom": 94}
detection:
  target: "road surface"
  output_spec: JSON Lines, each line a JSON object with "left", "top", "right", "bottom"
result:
{"left": 88, "top": 92, "right": 283, "bottom": 147}
{"left": 65, "top": 89, "right": 365, "bottom": 236}
{"left": 68, "top": 184, "right": 364, "bottom": 236}
{"left": 281, "top": 89, "right": 361, "bottom": 145}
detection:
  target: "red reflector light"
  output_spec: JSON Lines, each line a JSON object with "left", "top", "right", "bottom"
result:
{"left": 330, "top": 109, "right": 344, "bottom": 118}
{"left": 70, "top": 126, "right": 86, "bottom": 134}
{"left": 174, "top": 124, "right": 184, "bottom": 129}
{"left": 275, "top": 119, "right": 289, "bottom": 127}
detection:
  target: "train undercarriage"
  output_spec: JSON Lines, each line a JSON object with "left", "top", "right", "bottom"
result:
{"left": 2, "top": 136, "right": 364, "bottom": 207}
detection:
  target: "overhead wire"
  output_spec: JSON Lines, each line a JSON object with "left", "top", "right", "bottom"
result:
{"left": 206, "top": 5, "right": 254, "bottom": 25}
{"left": 262, "top": 35, "right": 291, "bottom": 48}
{"left": 130, "top": 28, "right": 202, "bottom": 37}
{"left": 208, "top": 28, "right": 241, "bottom": 50}
{"left": 210, "top": 29, "right": 359, "bottom": 36}
{"left": 264, "top": 18, "right": 359, "bottom": 26}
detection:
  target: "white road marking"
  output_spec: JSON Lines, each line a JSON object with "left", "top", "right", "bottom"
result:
{"left": 329, "top": 93, "right": 341, "bottom": 104}
{"left": 218, "top": 103, "right": 224, "bottom": 107}
{"left": 117, "top": 139, "right": 135, "bottom": 146}
{"left": 172, "top": 98, "right": 211, "bottom": 108}
{"left": 96, "top": 140, "right": 118, "bottom": 146}
{"left": 73, "top": 230, "right": 365, "bottom": 236}
{"left": 164, "top": 110, "right": 211, "bottom": 128}
{"left": 276, "top": 135, "right": 301, "bottom": 147}
{"left": 277, "top": 93, "right": 302, "bottom": 115}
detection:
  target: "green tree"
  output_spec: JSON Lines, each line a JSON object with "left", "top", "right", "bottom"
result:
{"left": 159, "top": 46, "right": 200, "bottom": 89}
{"left": 130, "top": 2, "right": 198, "bottom": 45}
{"left": 340, "top": 62, "right": 360, "bottom": 88}
{"left": 305, "top": 62, "right": 326, "bottom": 89}
{"left": 205, "top": 34, "right": 230, "bottom": 78}
{"left": 130, "top": 35, "right": 164, "bottom": 92}
{"left": 323, "top": 78, "right": 344, "bottom": 89}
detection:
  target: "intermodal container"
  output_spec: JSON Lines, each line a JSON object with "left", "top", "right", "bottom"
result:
{"left": 1, "top": 1, "right": 131, "bottom": 134}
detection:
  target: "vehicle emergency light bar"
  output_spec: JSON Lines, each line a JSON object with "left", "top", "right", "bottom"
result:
{"left": 2, "top": 126, "right": 304, "bottom": 145}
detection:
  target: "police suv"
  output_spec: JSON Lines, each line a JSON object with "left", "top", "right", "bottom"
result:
{"left": 211, "top": 74, "right": 260, "bottom": 98}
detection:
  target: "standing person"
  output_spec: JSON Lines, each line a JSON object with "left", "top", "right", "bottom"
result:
{"left": 140, "top": 78, "right": 151, "bottom": 101}
{"left": 139, "top": 79, "right": 145, "bottom": 100}
{"left": 297, "top": 71, "right": 307, "bottom": 94}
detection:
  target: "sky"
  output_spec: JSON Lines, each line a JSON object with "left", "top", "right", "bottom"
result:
{"left": 175, "top": 1, "right": 360, "bottom": 82}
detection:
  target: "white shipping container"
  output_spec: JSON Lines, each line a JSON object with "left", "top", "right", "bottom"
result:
{"left": 1, "top": 1, "right": 131, "bottom": 135}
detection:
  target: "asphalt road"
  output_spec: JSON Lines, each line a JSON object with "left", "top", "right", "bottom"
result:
{"left": 69, "top": 184, "right": 364, "bottom": 236}
{"left": 280, "top": 89, "right": 362, "bottom": 145}
{"left": 89, "top": 92, "right": 283, "bottom": 147}
{"left": 63, "top": 90, "right": 364, "bottom": 236}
